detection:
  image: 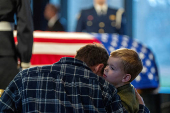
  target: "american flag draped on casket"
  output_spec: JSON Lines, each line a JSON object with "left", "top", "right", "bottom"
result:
{"left": 14, "top": 31, "right": 159, "bottom": 89}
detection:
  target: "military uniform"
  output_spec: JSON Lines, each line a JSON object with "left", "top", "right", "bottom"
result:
{"left": 47, "top": 19, "right": 65, "bottom": 31}
{"left": 76, "top": 6, "right": 126, "bottom": 34}
{"left": 46, "top": 16, "right": 65, "bottom": 31}
{"left": 0, "top": 0, "right": 33, "bottom": 89}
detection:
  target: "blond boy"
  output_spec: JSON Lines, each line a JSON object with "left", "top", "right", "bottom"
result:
{"left": 103, "top": 48, "right": 143, "bottom": 113}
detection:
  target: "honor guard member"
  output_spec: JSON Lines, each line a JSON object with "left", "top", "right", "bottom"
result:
{"left": 76, "top": 0, "right": 126, "bottom": 35}
{"left": 0, "top": 0, "right": 33, "bottom": 89}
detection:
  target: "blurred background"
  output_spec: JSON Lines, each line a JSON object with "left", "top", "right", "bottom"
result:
{"left": 28, "top": 0, "right": 170, "bottom": 112}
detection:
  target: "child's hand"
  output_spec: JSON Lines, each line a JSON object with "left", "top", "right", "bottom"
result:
{"left": 135, "top": 88, "right": 145, "bottom": 105}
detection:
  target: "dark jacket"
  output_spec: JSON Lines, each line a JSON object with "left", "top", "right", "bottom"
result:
{"left": 0, "top": 0, "right": 33, "bottom": 63}
{"left": 47, "top": 19, "right": 65, "bottom": 31}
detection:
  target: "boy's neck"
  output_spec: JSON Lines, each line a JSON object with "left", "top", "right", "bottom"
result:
{"left": 116, "top": 82, "right": 130, "bottom": 89}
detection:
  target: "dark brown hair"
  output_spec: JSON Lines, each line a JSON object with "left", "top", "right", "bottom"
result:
{"left": 75, "top": 44, "right": 109, "bottom": 73}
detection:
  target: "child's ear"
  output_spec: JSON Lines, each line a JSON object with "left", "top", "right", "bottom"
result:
{"left": 122, "top": 74, "right": 131, "bottom": 83}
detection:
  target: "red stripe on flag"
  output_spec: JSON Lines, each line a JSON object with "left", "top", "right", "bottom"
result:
{"left": 14, "top": 37, "right": 100, "bottom": 44}
{"left": 31, "top": 54, "right": 75, "bottom": 65}
{"left": 33, "top": 38, "right": 100, "bottom": 43}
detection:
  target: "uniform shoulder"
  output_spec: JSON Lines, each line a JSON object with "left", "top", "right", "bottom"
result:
{"left": 78, "top": 7, "right": 94, "bottom": 19}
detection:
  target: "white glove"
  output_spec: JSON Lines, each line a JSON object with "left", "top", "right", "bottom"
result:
{"left": 21, "top": 62, "right": 30, "bottom": 70}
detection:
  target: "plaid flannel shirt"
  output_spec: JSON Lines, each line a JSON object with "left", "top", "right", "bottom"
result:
{"left": 0, "top": 57, "right": 150, "bottom": 113}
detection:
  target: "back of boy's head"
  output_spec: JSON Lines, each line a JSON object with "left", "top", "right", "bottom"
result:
{"left": 110, "top": 48, "right": 143, "bottom": 82}
{"left": 75, "top": 44, "right": 109, "bottom": 73}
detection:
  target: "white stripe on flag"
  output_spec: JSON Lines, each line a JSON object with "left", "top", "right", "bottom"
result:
{"left": 33, "top": 42, "right": 87, "bottom": 55}
{"left": 33, "top": 32, "right": 94, "bottom": 39}
{"left": 14, "top": 31, "right": 95, "bottom": 39}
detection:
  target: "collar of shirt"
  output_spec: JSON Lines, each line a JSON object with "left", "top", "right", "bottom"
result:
{"left": 94, "top": 3, "right": 108, "bottom": 15}
{"left": 48, "top": 14, "right": 58, "bottom": 28}
{"left": 56, "top": 57, "right": 91, "bottom": 71}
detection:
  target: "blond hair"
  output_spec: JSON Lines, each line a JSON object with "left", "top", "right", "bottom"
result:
{"left": 110, "top": 48, "right": 143, "bottom": 82}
